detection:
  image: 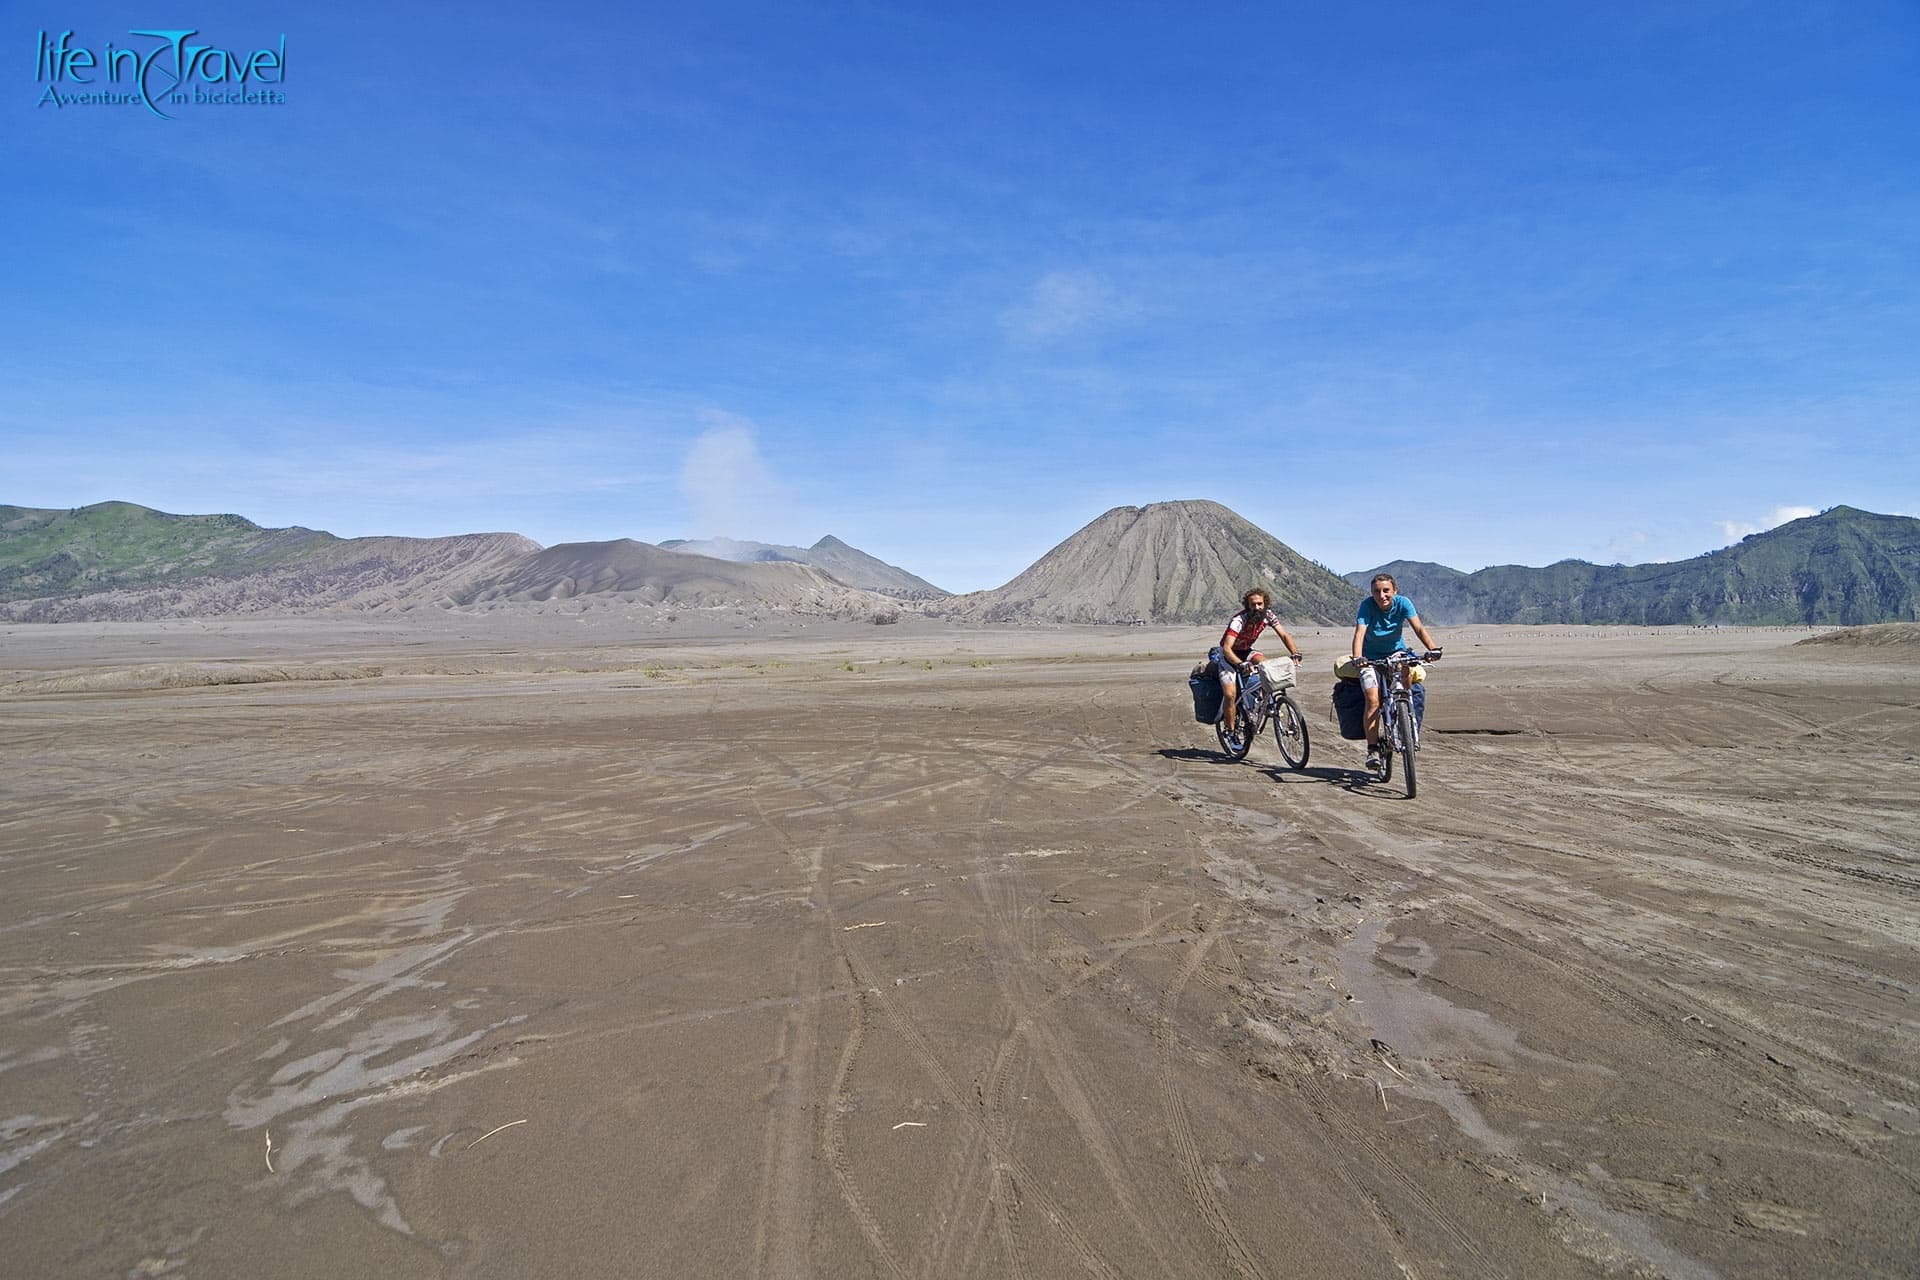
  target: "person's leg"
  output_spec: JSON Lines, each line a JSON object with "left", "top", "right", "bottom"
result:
{"left": 1361, "top": 667, "right": 1382, "bottom": 762}
{"left": 1220, "top": 669, "right": 1239, "bottom": 732}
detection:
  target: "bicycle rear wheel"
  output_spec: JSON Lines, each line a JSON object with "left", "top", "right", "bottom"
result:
{"left": 1215, "top": 706, "right": 1252, "bottom": 760}
{"left": 1273, "top": 691, "right": 1309, "bottom": 769}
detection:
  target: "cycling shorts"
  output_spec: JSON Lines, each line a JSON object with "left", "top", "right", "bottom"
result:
{"left": 1358, "top": 651, "right": 1415, "bottom": 693}
{"left": 1209, "top": 646, "right": 1241, "bottom": 688}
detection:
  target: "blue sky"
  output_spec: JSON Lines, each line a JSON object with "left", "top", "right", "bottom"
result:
{"left": 6, "top": 1, "right": 1916, "bottom": 592}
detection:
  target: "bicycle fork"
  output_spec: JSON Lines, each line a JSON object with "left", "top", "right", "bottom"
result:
{"left": 1393, "top": 692, "right": 1417, "bottom": 752}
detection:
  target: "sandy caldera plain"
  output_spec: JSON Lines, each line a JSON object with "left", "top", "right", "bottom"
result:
{"left": 0, "top": 615, "right": 1915, "bottom": 1279}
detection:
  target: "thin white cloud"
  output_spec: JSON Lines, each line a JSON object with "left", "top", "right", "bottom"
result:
{"left": 1602, "top": 529, "right": 1652, "bottom": 563}
{"left": 1714, "top": 504, "right": 1819, "bottom": 542}
{"left": 1000, "top": 270, "right": 1129, "bottom": 341}
{"left": 2, "top": 407, "right": 678, "bottom": 539}
{"left": 678, "top": 414, "right": 793, "bottom": 539}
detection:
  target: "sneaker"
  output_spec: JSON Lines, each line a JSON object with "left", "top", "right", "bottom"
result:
{"left": 1364, "top": 748, "right": 1382, "bottom": 771}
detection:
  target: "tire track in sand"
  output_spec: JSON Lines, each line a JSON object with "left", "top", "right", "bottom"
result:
{"left": 952, "top": 871, "right": 1185, "bottom": 1279}
{"left": 739, "top": 751, "right": 894, "bottom": 1280}
{"left": 749, "top": 838, "right": 828, "bottom": 1280}
{"left": 1155, "top": 915, "right": 1268, "bottom": 1280}
{"left": 757, "top": 717, "right": 1133, "bottom": 1279}
{"left": 829, "top": 920, "right": 1123, "bottom": 1279}
{"left": 749, "top": 734, "right": 1021, "bottom": 1279}
{"left": 1075, "top": 713, "right": 1509, "bottom": 1277}
{"left": 820, "top": 972, "right": 912, "bottom": 1279}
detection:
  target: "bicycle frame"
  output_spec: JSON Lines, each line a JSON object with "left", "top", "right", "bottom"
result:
{"left": 1237, "top": 663, "right": 1269, "bottom": 726}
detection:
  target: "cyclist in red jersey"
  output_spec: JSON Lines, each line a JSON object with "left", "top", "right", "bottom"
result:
{"left": 1212, "top": 588, "right": 1304, "bottom": 740}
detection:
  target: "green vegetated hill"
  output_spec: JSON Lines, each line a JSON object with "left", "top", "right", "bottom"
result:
{"left": 0, "top": 502, "right": 338, "bottom": 600}
{"left": 1347, "top": 507, "right": 1920, "bottom": 625}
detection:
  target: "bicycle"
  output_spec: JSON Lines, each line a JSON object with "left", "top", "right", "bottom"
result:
{"left": 1355, "top": 649, "right": 1440, "bottom": 798}
{"left": 1214, "top": 656, "right": 1310, "bottom": 770}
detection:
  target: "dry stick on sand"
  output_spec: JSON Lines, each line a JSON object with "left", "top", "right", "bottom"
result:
{"left": 264, "top": 1129, "right": 273, "bottom": 1173}
{"left": 467, "top": 1119, "right": 528, "bottom": 1150}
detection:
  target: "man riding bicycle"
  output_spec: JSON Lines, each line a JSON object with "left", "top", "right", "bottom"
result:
{"left": 1350, "top": 574, "right": 1441, "bottom": 772}
{"left": 1214, "top": 588, "right": 1304, "bottom": 741}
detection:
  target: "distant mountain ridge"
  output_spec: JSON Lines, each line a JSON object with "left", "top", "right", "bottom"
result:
{"left": 0, "top": 503, "right": 907, "bottom": 622}
{"left": 11, "top": 500, "right": 1916, "bottom": 628}
{"left": 951, "top": 500, "right": 1354, "bottom": 625}
{"left": 658, "top": 534, "right": 947, "bottom": 598}
{"left": 0, "top": 502, "right": 541, "bottom": 620}
{"left": 1346, "top": 507, "right": 1920, "bottom": 625}
{"left": 462, "top": 538, "right": 895, "bottom": 613}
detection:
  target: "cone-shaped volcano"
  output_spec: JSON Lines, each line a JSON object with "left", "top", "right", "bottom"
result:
{"left": 962, "top": 500, "right": 1354, "bottom": 624}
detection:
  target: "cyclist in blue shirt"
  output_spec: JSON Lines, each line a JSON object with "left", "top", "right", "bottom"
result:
{"left": 1351, "top": 574, "right": 1441, "bottom": 771}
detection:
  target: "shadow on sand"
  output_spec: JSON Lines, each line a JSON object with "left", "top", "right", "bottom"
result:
{"left": 1155, "top": 748, "right": 1408, "bottom": 797}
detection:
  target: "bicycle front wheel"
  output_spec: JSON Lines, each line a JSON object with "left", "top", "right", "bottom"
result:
{"left": 1273, "top": 691, "right": 1309, "bottom": 769}
{"left": 1394, "top": 696, "right": 1417, "bottom": 798}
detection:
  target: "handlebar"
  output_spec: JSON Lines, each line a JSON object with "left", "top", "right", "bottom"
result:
{"left": 1237, "top": 654, "right": 1303, "bottom": 672}
{"left": 1355, "top": 649, "right": 1442, "bottom": 668}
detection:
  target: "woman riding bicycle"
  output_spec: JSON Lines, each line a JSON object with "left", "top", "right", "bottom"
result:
{"left": 1214, "top": 588, "right": 1304, "bottom": 741}
{"left": 1351, "top": 574, "right": 1441, "bottom": 772}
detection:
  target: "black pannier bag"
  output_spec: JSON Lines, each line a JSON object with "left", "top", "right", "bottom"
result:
{"left": 1331, "top": 678, "right": 1425, "bottom": 740}
{"left": 1331, "top": 678, "right": 1366, "bottom": 739}
{"left": 1188, "top": 662, "right": 1222, "bottom": 724}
